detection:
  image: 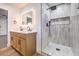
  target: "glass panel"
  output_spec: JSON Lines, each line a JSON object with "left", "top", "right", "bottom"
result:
{"left": 41, "top": 3, "right": 79, "bottom": 56}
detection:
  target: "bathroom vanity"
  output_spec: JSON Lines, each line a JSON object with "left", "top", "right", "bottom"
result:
{"left": 10, "top": 31, "right": 36, "bottom": 56}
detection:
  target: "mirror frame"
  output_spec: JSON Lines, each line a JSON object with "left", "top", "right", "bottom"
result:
{"left": 21, "top": 8, "right": 35, "bottom": 25}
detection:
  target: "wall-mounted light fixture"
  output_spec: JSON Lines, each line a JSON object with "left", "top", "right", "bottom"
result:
{"left": 13, "top": 20, "right": 17, "bottom": 24}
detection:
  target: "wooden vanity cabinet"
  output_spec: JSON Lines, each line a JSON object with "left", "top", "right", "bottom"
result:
{"left": 10, "top": 32, "right": 36, "bottom": 56}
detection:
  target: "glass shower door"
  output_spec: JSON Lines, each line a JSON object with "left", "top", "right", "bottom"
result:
{"left": 41, "top": 3, "right": 73, "bottom": 56}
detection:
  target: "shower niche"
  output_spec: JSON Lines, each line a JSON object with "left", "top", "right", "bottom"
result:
{"left": 50, "top": 16, "right": 70, "bottom": 25}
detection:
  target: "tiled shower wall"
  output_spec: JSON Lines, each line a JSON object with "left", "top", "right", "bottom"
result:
{"left": 0, "top": 35, "right": 7, "bottom": 48}
{"left": 42, "top": 3, "right": 72, "bottom": 48}
{"left": 70, "top": 15, "right": 79, "bottom": 55}
{"left": 42, "top": 3, "right": 79, "bottom": 55}
{"left": 0, "top": 16, "right": 8, "bottom": 48}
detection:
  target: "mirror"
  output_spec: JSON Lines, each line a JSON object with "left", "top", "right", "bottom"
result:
{"left": 21, "top": 9, "right": 35, "bottom": 31}
{"left": 22, "top": 10, "right": 33, "bottom": 25}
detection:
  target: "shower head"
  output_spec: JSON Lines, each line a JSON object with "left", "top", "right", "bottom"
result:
{"left": 47, "top": 3, "right": 64, "bottom": 10}
{"left": 48, "top": 6, "right": 56, "bottom": 10}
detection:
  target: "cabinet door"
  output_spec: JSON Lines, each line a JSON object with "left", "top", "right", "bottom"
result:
{"left": 20, "top": 39, "right": 26, "bottom": 55}
{"left": 11, "top": 36, "right": 17, "bottom": 48}
{"left": 15, "top": 37, "right": 21, "bottom": 52}
{"left": 11, "top": 36, "right": 21, "bottom": 52}
{"left": 11, "top": 37, "right": 13, "bottom": 46}
{"left": 26, "top": 33, "right": 36, "bottom": 55}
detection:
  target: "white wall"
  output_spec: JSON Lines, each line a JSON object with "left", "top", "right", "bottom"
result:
{"left": 0, "top": 4, "right": 21, "bottom": 47}
{"left": 20, "top": 3, "right": 41, "bottom": 53}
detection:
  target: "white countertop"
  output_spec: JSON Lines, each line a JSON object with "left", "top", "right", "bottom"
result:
{"left": 10, "top": 30, "right": 37, "bottom": 34}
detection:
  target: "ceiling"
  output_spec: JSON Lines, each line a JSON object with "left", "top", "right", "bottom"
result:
{"left": 5, "top": 3, "right": 28, "bottom": 9}
{"left": 47, "top": 3, "right": 62, "bottom": 7}
{"left": 6, "top": 3, "right": 62, "bottom": 9}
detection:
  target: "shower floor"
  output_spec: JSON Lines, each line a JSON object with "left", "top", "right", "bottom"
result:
{"left": 42, "top": 42, "right": 73, "bottom": 56}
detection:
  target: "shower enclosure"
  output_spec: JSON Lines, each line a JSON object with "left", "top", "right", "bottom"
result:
{"left": 0, "top": 9, "right": 8, "bottom": 48}
{"left": 41, "top": 3, "right": 79, "bottom": 56}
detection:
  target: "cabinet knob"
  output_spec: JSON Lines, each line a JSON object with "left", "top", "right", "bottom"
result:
{"left": 18, "top": 40, "right": 21, "bottom": 45}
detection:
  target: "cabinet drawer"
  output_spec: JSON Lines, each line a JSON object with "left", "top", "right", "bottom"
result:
{"left": 15, "top": 33, "right": 26, "bottom": 39}
{"left": 26, "top": 33, "right": 36, "bottom": 39}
